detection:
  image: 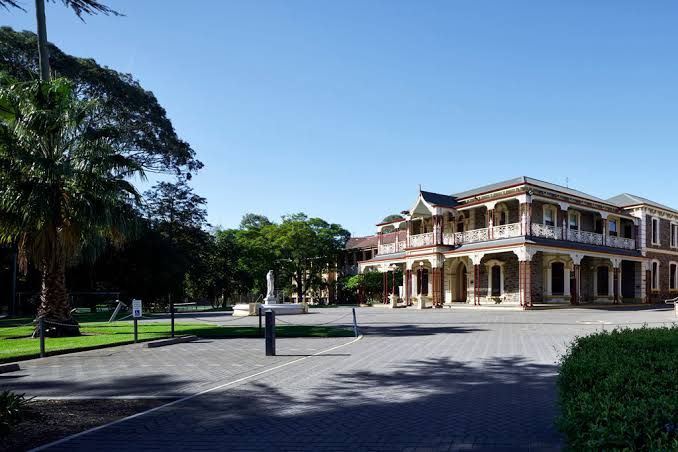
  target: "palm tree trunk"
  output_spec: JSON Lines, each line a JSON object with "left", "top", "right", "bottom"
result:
{"left": 35, "top": 257, "right": 80, "bottom": 337}
{"left": 35, "top": 0, "right": 51, "bottom": 81}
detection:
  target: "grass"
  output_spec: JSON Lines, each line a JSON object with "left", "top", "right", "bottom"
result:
{"left": 557, "top": 326, "right": 678, "bottom": 451}
{"left": 0, "top": 314, "right": 353, "bottom": 363}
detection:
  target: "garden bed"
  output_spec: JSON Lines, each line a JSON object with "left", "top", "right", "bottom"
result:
{"left": 557, "top": 325, "right": 678, "bottom": 450}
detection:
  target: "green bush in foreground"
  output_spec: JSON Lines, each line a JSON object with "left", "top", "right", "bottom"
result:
{"left": 557, "top": 326, "right": 678, "bottom": 451}
{"left": 0, "top": 390, "right": 31, "bottom": 436}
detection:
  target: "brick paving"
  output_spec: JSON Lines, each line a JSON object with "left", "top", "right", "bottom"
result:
{"left": 4, "top": 305, "right": 675, "bottom": 451}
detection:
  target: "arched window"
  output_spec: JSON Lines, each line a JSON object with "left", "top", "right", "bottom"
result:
{"left": 551, "top": 262, "right": 565, "bottom": 295}
{"left": 597, "top": 266, "right": 609, "bottom": 296}
{"left": 456, "top": 213, "right": 466, "bottom": 233}
{"left": 651, "top": 260, "right": 660, "bottom": 291}
{"left": 486, "top": 260, "right": 504, "bottom": 297}
{"left": 495, "top": 204, "right": 510, "bottom": 226}
{"left": 670, "top": 262, "right": 678, "bottom": 291}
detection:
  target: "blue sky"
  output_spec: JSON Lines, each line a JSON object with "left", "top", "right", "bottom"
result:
{"left": 3, "top": 1, "right": 678, "bottom": 236}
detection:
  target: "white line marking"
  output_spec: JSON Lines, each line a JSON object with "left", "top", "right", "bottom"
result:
{"left": 31, "top": 335, "right": 362, "bottom": 451}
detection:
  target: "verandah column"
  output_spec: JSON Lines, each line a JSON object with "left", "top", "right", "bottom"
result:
{"left": 611, "top": 258, "right": 621, "bottom": 304}
{"left": 431, "top": 256, "right": 444, "bottom": 308}
{"left": 470, "top": 253, "right": 484, "bottom": 306}
{"left": 382, "top": 269, "right": 388, "bottom": 304}
{"left": 404, "top": 261, "right": 413, "bottom": 306}
{"left": 514, "top": 248, "right": 535, "bottom": 308}
{"left": 571, "top": 254, "right": 583, "bottom": 305}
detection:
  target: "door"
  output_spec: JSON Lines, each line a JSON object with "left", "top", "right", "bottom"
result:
{"left": 621, "top": 261, "right": 635, "bottom": 299}
{"left": 458, "top": 265, "right": 467, "bottom": 302}
{"left": 570, "top": 274, "right": 577, "bottom": 304}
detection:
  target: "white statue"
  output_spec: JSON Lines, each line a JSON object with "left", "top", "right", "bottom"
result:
{"left": 265, "top": 270, "right": 276, "bottom": 304}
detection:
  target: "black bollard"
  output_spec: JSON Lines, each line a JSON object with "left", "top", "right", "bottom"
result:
{"left": 134, "top": 318, "right": 138, "bottom": 343}
{"left": 39, "top": 317, "right": 45, "bottom": 358}
{"left": 265, "top": 309, "right": 276, "bottom": 356}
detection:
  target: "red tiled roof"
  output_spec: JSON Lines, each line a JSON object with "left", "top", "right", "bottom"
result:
{"left": 345, "top": 235, "right": 378, "bottom": 250}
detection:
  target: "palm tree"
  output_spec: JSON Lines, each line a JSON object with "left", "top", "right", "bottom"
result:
{"left": 0, "top": 77, "right": 143, "bottom": 336}
{"left": 0, "top": 0, "right": 119, "bottom": 80}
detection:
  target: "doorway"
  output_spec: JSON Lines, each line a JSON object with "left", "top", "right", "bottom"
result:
{"left": 457, "top": 263, "right": 467, "bottom": 302}
{"left": 621, "top": 261, "right": 635, "bottom": 299}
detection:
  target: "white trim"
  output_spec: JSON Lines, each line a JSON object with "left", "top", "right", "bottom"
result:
{"left": 651, "top": 216, "right": 661, "bottom": 246}
{"left": 651, "top": 259, "right": 660, "bottom": 291}
{"left": 485, "top": 259, "right": 505, "bottom": 297}
{"left": 543, "top": 204, "right": 557, "bottom": 227}
{"left": 670, "top": 261, "right": 678, "bottom": 291}
{"left": 567, "top": 210, "right": 581, "bottom": 231}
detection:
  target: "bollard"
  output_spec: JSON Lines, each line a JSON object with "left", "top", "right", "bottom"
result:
{"left": 39, "top": 317, "right": 45, "bottom": 358}
{"left": 170, "top": 305, "right": 175, "bottom": 338}
{"left": 352, "top": 308, "right": 359, "bottom": 337}
{"left": 134, "top": 318, "right": 138, "bottom": 343}
{"left": 265, "top": 310, "right": 276, "bottom": 356}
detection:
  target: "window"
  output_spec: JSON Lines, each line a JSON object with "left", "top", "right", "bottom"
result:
{"left": 417, "top": 268, "right": 429, "bottom": 295}
{"left": 551, "top": 262, "right": 565, "bottom": 295}
{"left": 608, "top": 219, "right": 618, "bottom": 237}
{"left": 671, "top": 224, "right": 678, "bottom": 248}
{"left": 597, "top": 266, "right": 609, "bottom": 296}
{"left": 568, "top": 212, "right": 579, "bottom": 231}
{"left": 652, "top": 218, "right": 660, "bottom": 245}
{"left": 495, "top": 205, "right": 509, "bottom": 226}
{"left": 670, "top": 262, "right": 678, "bottom": 291}
{"left": 544, "top": 206, "right": 556, "bottom": 227}
{"left": 651, "top": 261, "right": 659, "bottom": 291}
{"left": 491, "top": 265, "right": 501, "bottom": 297}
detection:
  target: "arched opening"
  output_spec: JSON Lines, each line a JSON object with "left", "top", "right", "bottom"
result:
{"left": 417, "top": 267, "right": 429, "bottom": 296}
{"left": 456, "top": 262, "right": 467, "bottom": 302}
{"left": 551, "top": 262, "right": 565, "bottom": 295}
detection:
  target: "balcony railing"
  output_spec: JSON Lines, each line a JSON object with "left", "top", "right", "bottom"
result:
{"left": 379, "top": 223, "right": 638, "bottom": 254}
{"left": 606, "top": 235, "right": 636, "bottom": 250}
{"left": 378, "top": 241, "right": 406, "bottom": 255}
{"left": 409, "top": 232, "right": 434, "bottom": 248}
{"left": 455, "top": 228, "right": 489, "bottom": 244}
{"left": 531, "top": 223, "right": 562, "bottom": 240}
{"left": 492, "top": 223, "right": 521, "bottom": 240}
{"left": 568, "top": 229, "right": 603, "bottom": 246}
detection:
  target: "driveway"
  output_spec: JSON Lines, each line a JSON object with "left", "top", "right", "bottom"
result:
{"left": 4, "top": 305, "right": 675, "bottom": 451}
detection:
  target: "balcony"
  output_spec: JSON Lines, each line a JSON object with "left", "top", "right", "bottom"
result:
{"left": 378, "top": 241, "right": 406, "bottom": 255}
{"left": 375, "top": 222, "right": 638, "bottom": 256}
{"left": 409, "top": 232, "right": 434, "bottom": 248}
{"left": 531, "top": 224, "right": 636, "bottom": 250}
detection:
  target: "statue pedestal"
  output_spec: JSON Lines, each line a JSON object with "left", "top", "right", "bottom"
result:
{"left": 232, "top": 302, "right": 262, "bottom": 317}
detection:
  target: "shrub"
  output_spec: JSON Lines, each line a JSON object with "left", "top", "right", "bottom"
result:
{"left": 557, "top": 326, "right": 678, "bottom": 451}
{"left": 0, "top": 390, "right": 31, "bottom": 436}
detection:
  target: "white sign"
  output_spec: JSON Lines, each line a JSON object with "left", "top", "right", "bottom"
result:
{"left": 132, "top": 299, "right": 142, "bottom": 318}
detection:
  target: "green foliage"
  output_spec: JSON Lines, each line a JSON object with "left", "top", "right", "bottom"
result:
{"left": 0, "top": 390, "right": 30, "bottom": 436}
{"left": 0, "top": 27, "right": 201, "bottom": 177}
{"left": 557, "top": 326, "right": 678, "bottom": 451}
{"left": 382, "top": 214, "right": 404, "bottom": 223}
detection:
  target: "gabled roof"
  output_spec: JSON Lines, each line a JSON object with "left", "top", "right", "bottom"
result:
{"left": 420, "top": 190, "right": 457, "bottom": 208}
{"left": 607, "top": 193, "right": 678, "bottom": 215}
{"left": 345, "top": 235, "right": 378, "bottom": 250}
{"left": 452, "top": 176, "right": 613, "bottom": 206}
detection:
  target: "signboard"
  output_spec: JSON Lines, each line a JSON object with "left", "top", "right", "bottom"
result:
{"left": 132, "top": 299, "right": 142, "bottom": 318}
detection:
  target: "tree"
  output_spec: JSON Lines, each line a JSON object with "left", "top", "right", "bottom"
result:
{"left": 0, "top": 0, "right": 119, "bottom": 81}
{"left": 268, "top": 214, "right": 350, "bottom": 303}
{"left": 0, "top": 77, "right": 143, "bottom": 335}
{"left": 144, "top": 179, "right": 210, "bottom": 305}
{"left": 0, "top": 27, "right": 202, "bottom": 177}
{"left": 382, "top": 214, "right": 404, "bottom": 223}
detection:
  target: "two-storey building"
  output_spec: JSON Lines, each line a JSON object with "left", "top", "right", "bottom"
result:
{"left": 357, "top": 176, "right": 675, "bottom": 308}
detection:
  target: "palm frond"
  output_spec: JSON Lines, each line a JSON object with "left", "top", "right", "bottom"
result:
{"left": 49, "top": 0, "right": 122, "bottom": 19}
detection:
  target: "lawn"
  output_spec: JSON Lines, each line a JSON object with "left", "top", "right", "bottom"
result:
{"left": 0, "top": 314, "right": 353, "bottom": 363}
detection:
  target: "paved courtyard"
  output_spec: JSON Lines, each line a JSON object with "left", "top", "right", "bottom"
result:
{"left": 3, "top": 305, "right": 676, "bottom": 451}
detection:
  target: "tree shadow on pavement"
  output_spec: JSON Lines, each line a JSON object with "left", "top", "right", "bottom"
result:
{"left": 62, "top": 355, "right": 562, "bottom": 451}
{"left": 360, "top": 324, "right": 486, "bottom": 337}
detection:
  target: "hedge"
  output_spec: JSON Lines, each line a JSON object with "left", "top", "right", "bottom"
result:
{"left": 557, "top": 326, "right": 678, "bottom": 450}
